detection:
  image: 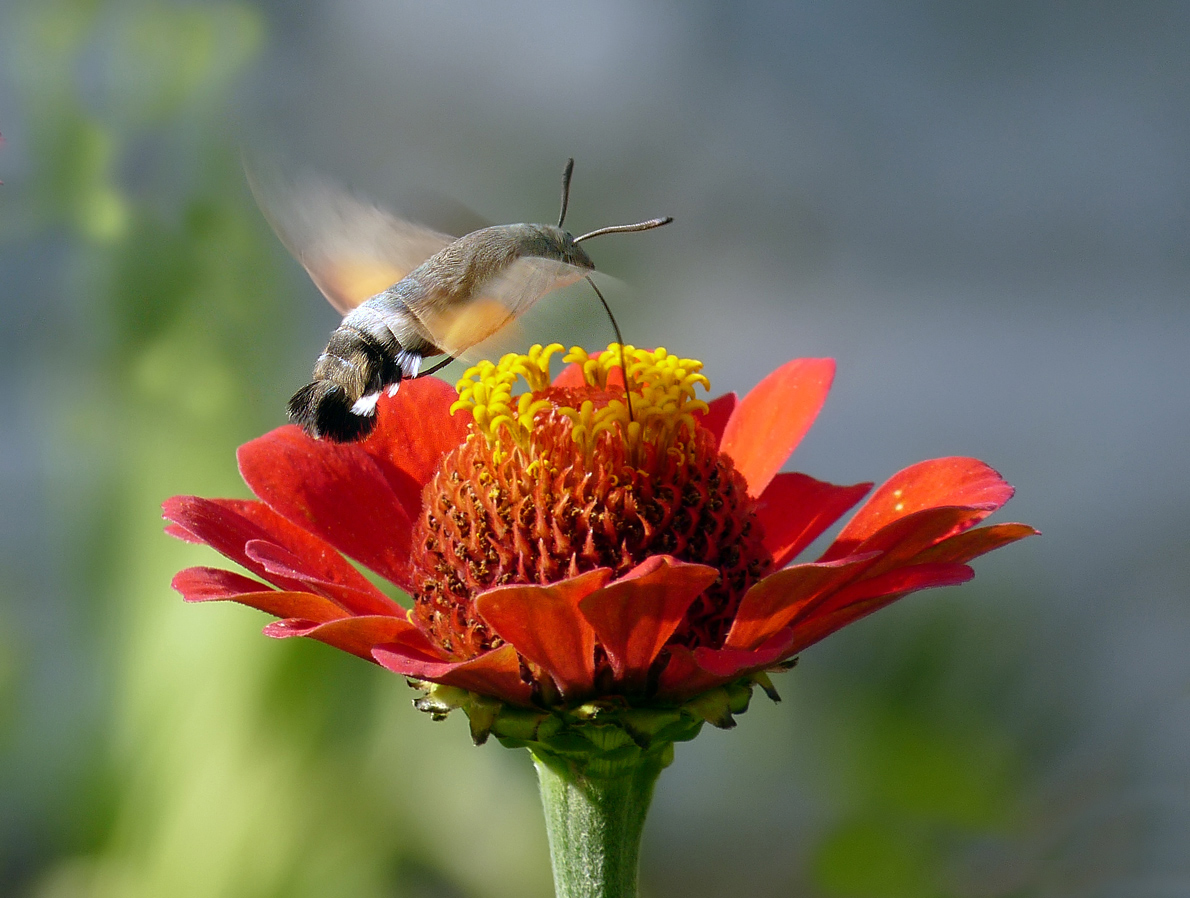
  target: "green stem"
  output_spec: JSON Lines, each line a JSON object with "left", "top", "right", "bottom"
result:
{"left": 531, "top": 748, "right": 666, "bottom": 898}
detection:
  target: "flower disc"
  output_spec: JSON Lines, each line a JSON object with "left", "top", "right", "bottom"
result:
{"left": 408, "top": 346, "right": 774, "bottom": 661}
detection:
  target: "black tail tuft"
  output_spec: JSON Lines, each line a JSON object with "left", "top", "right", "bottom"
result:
{"left": 287, "top": 381, "right": 379, "bottom": 443}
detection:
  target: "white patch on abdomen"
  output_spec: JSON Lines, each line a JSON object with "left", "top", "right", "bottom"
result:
{"left": 351, "top": 392, "right": 380, "bottom": 416}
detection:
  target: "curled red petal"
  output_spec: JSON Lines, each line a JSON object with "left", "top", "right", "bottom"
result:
{"left": 237, "top": 426, "right": 417, "bottom": 591}
{"left": 693, "top": 627, "right": 800, "bottom": 680}
{"left": 164, "top": 496, "right": 319, "bottom": 594}
{"left": 474, "top": 568, "right": 612, "bottom": 701}
{"left": 825, "top": 457, "right": 1014, "bottom": 559}
{"left": 723, "top": 554, "right": 877, "bottom": 651}
{"left": 756, "top": 472, "right": 872, "bottom": 568}
{"left": 826, "top": 505, "right": 991, "bottom": 575}
{"left": 263, "top": 614, "right": 422, "bottom": 661}
{"left": 361, "top": 378, "right": 472, "bottom": 522}
{"left": 916, "top": 522, "right": 1039, "bottom": 565}
{"left": 226, "top": 499, "right": 396, "bottom": 607}
{"left": 578, "top": 556, "right": 719, "bottom": 691}
{"left": 183, "top": 580, "right": 347, "bottom": 623}
{"left": 163, "top": 495, "right": 396, "bottom": 612}
{"left": 719, "top": 358, "right": 835, "bottom": 497}
{"left": 372, "top": 642, "right": 534, "bottom": 706}
{"left": 655, "top": 628, "right": 802, "bottom": 699}
{"left": 243, "top": 539, "right": 398, "bottom": 617}
{"left": 788, "top": 562, "right": 974, "bottom": 655}
{"left": 696, "top": 392, "right": 738, "bottom": 446}
{"left": 172, "top": 566, "right": 271, "bottom": 601}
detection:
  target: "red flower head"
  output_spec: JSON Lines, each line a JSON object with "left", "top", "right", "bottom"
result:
{"left": 165, "top": 345, "right": 1035, "bottom": 736}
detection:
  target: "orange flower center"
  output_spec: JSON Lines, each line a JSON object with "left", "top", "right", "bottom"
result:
{"left": 408, "top": 345, "right": 773, "bottom": 661}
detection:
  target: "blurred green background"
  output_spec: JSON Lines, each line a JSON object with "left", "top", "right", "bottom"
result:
{"left": 1, "top": 3, "right": 1187, "bottom": 896}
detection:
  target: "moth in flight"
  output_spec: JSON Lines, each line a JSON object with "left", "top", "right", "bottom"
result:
{"left": 252, "top": 159, "right": 671, "bottom": 442}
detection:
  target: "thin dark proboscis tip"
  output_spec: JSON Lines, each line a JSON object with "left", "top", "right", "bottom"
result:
{"left": 585, "top": 275, "right": 635, "bottom": 424}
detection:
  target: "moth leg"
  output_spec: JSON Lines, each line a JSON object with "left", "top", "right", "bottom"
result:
{"left": 417, "top": 355, "right": 456, "bottom": 378}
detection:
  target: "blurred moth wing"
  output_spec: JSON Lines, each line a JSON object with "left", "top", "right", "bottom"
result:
{"left": 247, "top": 167, "right": 585, "bottom": 358}
{"left": 246, "top": 167, "right": 455, "bottom": 314}
{"left": 409, "top": 255, "right": 589, "bottom": 360}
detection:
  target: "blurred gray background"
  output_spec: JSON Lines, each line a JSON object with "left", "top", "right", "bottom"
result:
{"left": 1, "top": 2, "right": 1187, "bottom": 896}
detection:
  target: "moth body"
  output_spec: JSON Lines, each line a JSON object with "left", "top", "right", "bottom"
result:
{"left": 289, "top": 224, "right": 595, "bottom": 442}
{"left": 252, "top": 159, "right": 669, "bottom": 443}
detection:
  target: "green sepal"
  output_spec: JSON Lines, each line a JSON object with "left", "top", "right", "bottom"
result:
{"left": 407, "top": 673, "right": 784, "bottom": 776}
{"left": 752, "top": 671, "right": 782, "bottom": 703}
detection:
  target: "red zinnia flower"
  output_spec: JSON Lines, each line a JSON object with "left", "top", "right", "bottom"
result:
{"left": 165, "top": 345, "right": 1035, "bottom": 723}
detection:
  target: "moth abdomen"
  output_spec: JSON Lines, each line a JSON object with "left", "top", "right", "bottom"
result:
{"left": 288, "top": 321, "right": 407, "bottom": 442}
{"left": 287, "top": 380, "right": 379, "bottom": 443}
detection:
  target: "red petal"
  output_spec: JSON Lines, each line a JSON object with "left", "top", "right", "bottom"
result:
{"left": 916, "top": 522, "right": 1039, "bottom": 565}
{"left": 164, "top": 522, "right": 203, "bottom": 544}
{"left": 243, "top": 539, "right": 398, "bottom": 617}
{"left": 171, "top": 566, "right": 270, "bottom": 600}
{"left": 656, "top": 628, "right": 802, "bottom": 699}
{"left": 474, "top": 569, "right": 612, "bottom": 700}
{"left": 181, "top": 578, "right": 347, "bottom": 622}
{"left": 723, "top": 554, "right": 877, "bottom": 651}
{"left": 361, "top": 378, "right": 472, "bottom": 522}
{"left": 578, "top": 556, "right": 719, "bottom": 691}
{"left": 663, "top": 561, "right": 975, "bottom": 698}
{"left": 656, "top": 645, "right": 728, "bottom": 700}
{"left": 163, "top": 495, "right": 396, "bottom": 613}
{"left": 788, "top": 562, "right": 974, "bottom": 654}
{"left": 165, "top": 496, "right": 322, "bottom": 593}
{"left": 263, "top": 614, "right": 423, "bottom": 661}
{"left": 237, "top": 427, "right": 417, "bottom": 591}
{"left": 719, "top": 359, "right": 835, "bottom": 497}
{"left": 227, "top": 500, "right": 397, "bottom": 609}
{"left": 756, "top": 472, "right": 872, "bottom": 568}
{"left": 372, "top": 642, "right": 534, "bottom": 706}
{"left": 825, "top": 505, "right": 991, "bottom": 575}
{"left": 696, "top": 392, "right": 738, "bottom": 446}
{"left": 824, "top": 458, "right": 1013, "bottom": 559}
{"left": 552, "top": 361, "right": 586, "bottom": 388}
{"left": 553, "top": 355, "right": 626, "bottom": 390}
{"left": 693, "top": 627, "right": 800, "bottom": 679}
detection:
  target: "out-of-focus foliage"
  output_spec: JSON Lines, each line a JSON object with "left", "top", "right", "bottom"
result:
{"left": 807, "top": 604, "right": 1032, "bottom": 898}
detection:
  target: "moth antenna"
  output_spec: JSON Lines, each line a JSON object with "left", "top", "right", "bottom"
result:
{"left": 574, "top": 216, "right": 673, "bottom": 244}
{"left": 557, "top": 158, "right": 575, "bottom": 228}
{"left": 585, "top": 275, "right": 634, "bottom": 424}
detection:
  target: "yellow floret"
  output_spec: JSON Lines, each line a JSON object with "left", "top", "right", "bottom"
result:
{"left": 452, "top": 343, "right": 710, "bottom": 456}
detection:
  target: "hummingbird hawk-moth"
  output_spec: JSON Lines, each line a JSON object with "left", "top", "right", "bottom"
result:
{"left": 252, "top": 159, "right": 671, "bottom": 442}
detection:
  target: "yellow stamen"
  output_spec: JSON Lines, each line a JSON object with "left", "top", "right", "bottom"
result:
{"left": 452, "top": 343, "right": 711, "bottom": 456}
